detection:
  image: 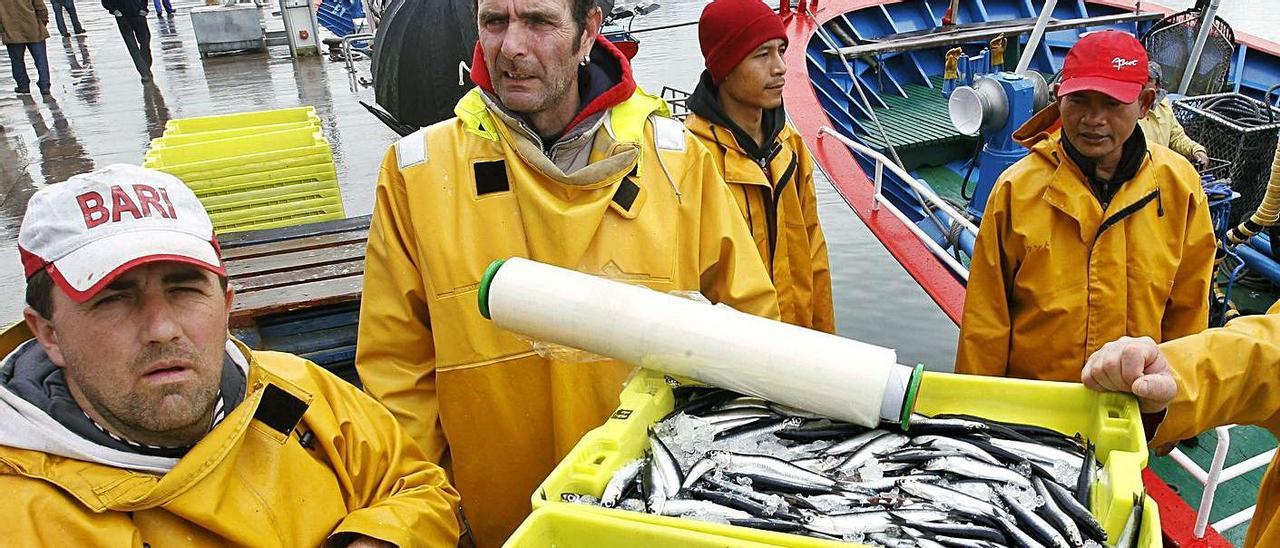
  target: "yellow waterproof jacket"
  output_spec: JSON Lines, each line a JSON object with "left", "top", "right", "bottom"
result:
{"left": 357, "top": 87, "right": 779, "bottom": 547}
{"left": 685, "top": 114, "right": 835, "bottom": 333}
{"left": 1138, "top": 98, "right": 1207, "bottom": 162}
{"left": 0, "top": 324, "right": 461, "bottom": 547}
{"left": 1152, "top": 303, "right": 1280, "bottom": 547}
{"left": 956, "top": 105, "right": 1216, "bottom": 381}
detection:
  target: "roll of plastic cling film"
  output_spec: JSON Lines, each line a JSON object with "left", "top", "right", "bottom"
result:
{"left": 480, "top": 257, "right": 920, "bottom": 428}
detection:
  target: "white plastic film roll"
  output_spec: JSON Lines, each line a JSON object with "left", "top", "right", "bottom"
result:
{"left": 484, "top": 257, "right": 913, "bottom": 428}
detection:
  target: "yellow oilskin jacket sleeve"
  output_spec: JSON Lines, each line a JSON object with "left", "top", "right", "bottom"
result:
{"left": 1161, "top": 180, "right": 1215, "bottom": 340}
{"left": 692, "top": 140, "right": 782, "bottom": 321}
{"left": 316, "top": 362, "right": 462, "bottom": 547}
{"left": 356, "top": 149, "right": 447, "bottom": 463}
{"left": 955, "top": 180, "right": 1014, "bottom": 377}
{"left": 1149, "top": 311, "right": 1280, "bottom": 548}
{"left": 797, "top": 143, "right": 836, "bottom": 333}
{"left": 1164, "top": 103, "right": 1207, "bottom": 160}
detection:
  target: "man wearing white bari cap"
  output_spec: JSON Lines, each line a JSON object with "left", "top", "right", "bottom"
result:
{"left": 0, "top": 164, "right": 462, "bottom": 547}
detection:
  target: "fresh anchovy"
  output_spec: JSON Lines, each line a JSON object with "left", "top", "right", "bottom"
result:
{"left": 708, "top": 416, "right": 770, "bottom": 435}
{"left": 688, "top": 486, "right": 804, "bottom": 521}
{"left": 822, "top": 428, "right": 892, "bottom": 456}
{"left": 1076, "top": 443, "right": 1096, "bottom": 507}
{"left": 701, "top": 407, "right": 777, "bottom": 424}
{"left": 990, "top": 438, "right": 1085, "bottom": 471}
{"left": 659, "top": 498, "right": 753, "bottom": 520}
{"left": 727, "top": 516, "right": 807, "bottom": 532}
{"left": 660, "top": 389, "right": 737, "bottom": 422}
{"left": 1040, "top": 467, "right": 1107, "bottom": 543}
{"left": 1032, "top": 476, "right": 1084, "bottom": 547}
{"left": 927, "top": 535, "right": 1006, "bottom": 548}
{"left": 767, "top": 402, "right": 829, "bottom": 419}
{"left": 912, "top": 435, "right": 1002, "bottom": 465}
{"left": 716, "top": 416, "right": 804, "bottom": 442}
{"left": 640, "top": 454, "right": 666, "bottom": 512}
{"left": 898, "top": 480, "right": 1005, "bottom": 519}
{"left": 999, "top": 490, "right": 1071, "bottom": 548}
{"left": 923, "top": 456, "right": 1032, "bottom": 489}
{"left": 847, "top": 473, "right": 943, "bottom": 491}
{"left": 712, "top": 451, "right": 846, "bottom": 494}
{"left": 776, "top": 422, "right": 868, "bottom": 441}
{"left": 905, "top": 519, "right": 1008, "bottom": 544}
{"left": 1115, "top": 494, "right": 1145, "bottom": 548}
{"left": 717, "top": 396, "right": 771, "bottom": 411}
{"left": 601, "top": 458, "right": 644, "bottom": 508}
{"left": 683, "top": 455, "right": 720, "bottom": 490}
{"left": 883, "top": 447, "right": 970, "bottom": 464}
{"left": 909, "top": 417, "right": 991, "bottom": 435}
{"left": 805, "top": 509, "right": 947, "bottom": 536}
{"left": 835, "top": 432, "right": 910, "bottom": 475}
{"left": 996, "top": 516, "right": 1049, "bottom": 548}
{"left": 648, "top": 431, "right": 684, "bottom": 497}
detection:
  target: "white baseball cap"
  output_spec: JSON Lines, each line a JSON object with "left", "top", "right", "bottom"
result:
{"left": 18, "top": 164, "right": 225, "bottom": 303}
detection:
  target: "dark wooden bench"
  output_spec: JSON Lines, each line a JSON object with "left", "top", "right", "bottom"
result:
{"left": 221, "top": 215, "right": 370, "bottom": 386}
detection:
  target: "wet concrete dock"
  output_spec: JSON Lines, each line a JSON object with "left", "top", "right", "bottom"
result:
{"left": 0, "top": 0, "right": 395, "bottom": 314}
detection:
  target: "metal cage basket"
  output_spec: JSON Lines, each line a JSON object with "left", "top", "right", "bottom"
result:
{"left": 1175, "top": 93, "right": 1280, "bottom": 227}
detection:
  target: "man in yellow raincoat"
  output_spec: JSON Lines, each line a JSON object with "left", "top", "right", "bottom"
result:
{"left": 354, "top": 0, "right": 780, "bottom": 544}
{"left": 1082, "top": 309, "right": 1280, "bottom": 547}
{"left": 1138, "top": 61, "right": 1210, "bottom": 168}
{"left": 956, "top": 31, "right": 1216, "bottom": 381}
{"left": 683, "top": 0, "right": 834, "bottom": 332}
{"left": 0, "top": 165, "right": 460, "bottom": 547}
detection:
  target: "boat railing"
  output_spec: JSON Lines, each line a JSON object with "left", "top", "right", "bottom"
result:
{"left": 818, "top": 126, "right": 977, "bottom": 280}
{"left": 660, "top": 87, "right": 691, "bottom": 121}
{"left": 1168, "top": 425, "right": 1274, "bottom": 538}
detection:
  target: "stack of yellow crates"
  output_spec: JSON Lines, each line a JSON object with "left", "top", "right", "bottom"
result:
{"left": 144, "top": 107, "right": 346, "bottom": 233}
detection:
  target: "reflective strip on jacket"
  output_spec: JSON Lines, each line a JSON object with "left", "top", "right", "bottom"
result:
{"left": 355, "top": 86, "right": 780, "bottom": 547}
{"left": 1151, "top": 302, "right": 1280, "bottom": 548}
{"left": 0, "top": 323, "right": 461, "bottom": 547}
{"left": 956, "top": 103, "right": 1216, "bottom": 381}
{"left": 685, "top": 114, "right": 835, "bottom": 333}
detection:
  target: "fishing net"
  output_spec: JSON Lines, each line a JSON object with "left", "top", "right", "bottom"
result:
{"left": 1141, "top": 8, "right": 1234, "bottom": 97}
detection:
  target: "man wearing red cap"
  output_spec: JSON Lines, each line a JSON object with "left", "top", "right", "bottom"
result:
{"left": 956, "top": 30, "right": 1215, "bottom": 382}
{"left": 0, "top": 165, "right": 461, "bottom": 546}
{"left": 356, "top": 0, "right": 780, "bottom": 544}
{"left": 685, "top": 0, "right": 834, "bottom": 332}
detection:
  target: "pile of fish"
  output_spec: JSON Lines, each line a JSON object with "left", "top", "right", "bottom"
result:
{"left": 562, "top": 385, "right": 1148, "bottom": 548}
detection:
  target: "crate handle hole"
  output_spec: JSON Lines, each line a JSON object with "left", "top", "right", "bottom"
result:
{"left": 592, "top": 455, "right": 606, "bottom": 465}
{"left": 1107, "top": 409, "right": 1121, "bottom": 419}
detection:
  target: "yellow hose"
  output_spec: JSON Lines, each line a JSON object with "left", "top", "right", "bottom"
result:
{"left": 1227, "top": 142, "right": 1280, "bottom": 244}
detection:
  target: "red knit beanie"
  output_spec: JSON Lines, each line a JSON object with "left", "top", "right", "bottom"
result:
{"left": 698, "top": 0, "right": 788, "bottom": 85}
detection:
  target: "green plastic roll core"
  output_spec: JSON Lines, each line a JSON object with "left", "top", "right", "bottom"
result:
{"left": 478, "top": 258, "right": 507, "bottom": 320}
{"left": 900, "top": 364, "right": 926, "bottom": 429}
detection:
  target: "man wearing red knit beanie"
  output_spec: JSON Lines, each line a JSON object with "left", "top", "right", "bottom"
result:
{"left": 686, "top": 0, "right": 835, "bottom": 333}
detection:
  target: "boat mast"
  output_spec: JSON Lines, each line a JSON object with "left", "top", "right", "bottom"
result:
{"left": 1015, "top": 0, "right": 1059, "bottom": 74}
{"left": 1178, "top": 0, "right": 1222, "bottom": 95}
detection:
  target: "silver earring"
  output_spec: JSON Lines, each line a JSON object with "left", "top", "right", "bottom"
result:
{"left": 580, "top": 55, "right": 590, "bottom": 66}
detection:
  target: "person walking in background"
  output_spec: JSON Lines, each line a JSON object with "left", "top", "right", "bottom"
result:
{"left": 0, "top": 0, "right": 52, "bottom": 95}
{"left": 151, "top": 0, "right": 171, "bottom": 17}
{"left": 49, "top": 0, "right": 84, "bottom": 37}
{"left": 101, "top": 0, "right": 153, "bottom": 83}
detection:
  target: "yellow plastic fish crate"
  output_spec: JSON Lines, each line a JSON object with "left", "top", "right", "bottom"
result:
{"left": 504, "top": 505, "right": 785, "bottom": 548}
{"left": 143, "top": 127, "right": 328, "bottom": 168}
{"left": 530, "top": 369, "right": 1160, "bottom": 548}
{"left": 162, "top": 107, "right": 321, "bottom": 135}
{"left": 207, "top": 197, "right": 346, "bottom": 233}
{"left": 144, "top": 149, "right": 335, "bottom": 180}
{"left": 149, "top": 121, "right": 320, "bottom": 149}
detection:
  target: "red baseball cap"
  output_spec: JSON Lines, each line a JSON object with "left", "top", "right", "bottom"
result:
{"left": 1057, "top": 30, "right": 1149, "bottom": 104}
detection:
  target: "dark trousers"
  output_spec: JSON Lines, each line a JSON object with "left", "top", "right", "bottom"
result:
{"left": 5, "top": 42, "right": 51, "bottom": 91}
{"left": 50, "top": 0, "right": 85, "bottom": 35}
{"left": 115, "top": 15, "right": 153, "bottom": 78}
{"left": 152, "top": 0, "right": 173, "bottom": 14}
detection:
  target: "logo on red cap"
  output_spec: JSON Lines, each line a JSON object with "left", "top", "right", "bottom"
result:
{"left": 1111, "top": 57, "right": 1139, "bottom": 71}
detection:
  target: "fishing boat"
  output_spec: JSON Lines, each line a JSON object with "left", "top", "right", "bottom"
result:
{"left": 776, "top": 0, "right": 1280, "bottom": 545}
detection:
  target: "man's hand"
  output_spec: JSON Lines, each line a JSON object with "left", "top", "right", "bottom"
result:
{"left": 1193, "top": 150, "right": 1210, "bottom": 168}
{"left": 1082, "top": 336, "right": 1177, "bottom": 414}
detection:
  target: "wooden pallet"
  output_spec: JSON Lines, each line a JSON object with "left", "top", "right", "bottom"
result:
{"left": 221, "top": 215, "right": 370, "bottom": 386}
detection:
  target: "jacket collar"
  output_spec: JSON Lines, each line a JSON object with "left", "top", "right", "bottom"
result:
{"left": 685, "top": 70, "right": 785, "bottom": 161}
{"left": 469, "top": 35, "right": 638, "bottom": 145}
